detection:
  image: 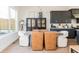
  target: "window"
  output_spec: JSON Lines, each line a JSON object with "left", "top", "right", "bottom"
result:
{"left": 0, "top": 6, "right": 17, "bottom": 33}
{"left": 0, "top": 6, "right": 9, "bottom": 19}
{"left": 9, "top": 7, "right": 16, "bottom": 32}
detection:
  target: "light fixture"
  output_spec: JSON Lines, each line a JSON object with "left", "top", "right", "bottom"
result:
{"left": 38, "top": 6, "right": 43, "bottom": 18}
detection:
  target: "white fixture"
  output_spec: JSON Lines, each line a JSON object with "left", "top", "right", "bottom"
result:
{"left": 19, "top": 20, "right": 24, "bottom": 31}
{"left": 57, "top": 31, "right": 68, "bottom": 47}
{"left": 18, "top": 31, "right": 29, "bottom": 46}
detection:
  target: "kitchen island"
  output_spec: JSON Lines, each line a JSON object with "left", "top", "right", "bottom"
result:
{"left": 50, "top": 28, "right": 76, "bottom": 39}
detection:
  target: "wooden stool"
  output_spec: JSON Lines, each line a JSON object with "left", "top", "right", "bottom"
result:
{"left": 32, "top": 31, "right": 43, "bottom": 51}
{"left": 44, "top": 32, "right": 58, "bottom": 50}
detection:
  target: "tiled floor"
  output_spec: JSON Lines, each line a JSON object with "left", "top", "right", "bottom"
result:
{"left": 2, "top": 39, "right": 77, "bottom": 53}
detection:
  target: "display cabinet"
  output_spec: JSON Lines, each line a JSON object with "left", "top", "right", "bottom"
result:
{"left": 26, "top": 18, "right": 46, "bottom": 31}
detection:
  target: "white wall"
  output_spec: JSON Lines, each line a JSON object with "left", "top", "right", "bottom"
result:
{"left": 16, "top": 6, "right": 79, "bottom": 31}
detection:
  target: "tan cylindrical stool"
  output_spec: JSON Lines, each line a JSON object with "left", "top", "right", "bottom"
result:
{"left": 32, "top": 31, "right": 43, "bottom": 51}
{"left": 44, "top": 32, "right": 58, "bottom": 50}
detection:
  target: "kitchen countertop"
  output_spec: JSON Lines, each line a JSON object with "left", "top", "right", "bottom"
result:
{"left": 50, "top": 28, "right": 75, "bottom": 29}
{"left": 76, "top": 29, "right": 79, "bottom": 31}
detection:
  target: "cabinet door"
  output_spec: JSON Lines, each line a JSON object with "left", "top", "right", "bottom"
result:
{"left": 26, "top": 19, "right": 32, "bottom": 31}
{"left": 77, "top": 31, "right": 79, "bottom": 44}
{"left": 37, "top": 19, "right": 41, "bottom": 29}
{"left": 32, "top": 19, "right": 36, "bottom": 28}
{"left": 28, "top": 19, "right": 31, "bottom": 27}
{"left": 76, "top": 18, "right": 79, "bottom": 23}
{"left": 42, "top": 19, "right": 46, "bottom": 28}
{"left": 68, "top": 29, "right": 76, "bottom": 38}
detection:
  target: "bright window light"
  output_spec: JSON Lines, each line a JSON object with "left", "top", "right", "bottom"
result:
{"left": 0, "top": 6, "right": 17, "bottom": 33}
{"left": 10, "top": 8, "right": 16, "bottom": 19}
{"left": 0, "top": 6, "right": 9, "bottom": 19}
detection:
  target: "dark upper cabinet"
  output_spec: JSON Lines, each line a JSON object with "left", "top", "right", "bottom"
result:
{"left": 50, "top": 11, "right": 72, "bottom": 23}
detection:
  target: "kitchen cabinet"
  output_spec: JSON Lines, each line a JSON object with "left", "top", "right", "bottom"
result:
{"left": 76, "top": 30, "right": 79, "bottom": 44}
{"left": 76, "top": 18, "right": 79, "bottom": 23}
{"left": 50, "top": 11, "right": 71, "bottom": 23}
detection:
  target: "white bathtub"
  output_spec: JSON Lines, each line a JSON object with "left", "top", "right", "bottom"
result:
{"left": 0, "top": 32, "right": 18, "bottom": 52}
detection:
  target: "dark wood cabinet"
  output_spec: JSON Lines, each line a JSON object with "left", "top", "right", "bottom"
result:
{"left": 50, "top": 11, "right": 71, "bottom": 23}
{"left": 26, "top": 18, "right": 46, "bottom": 31}
{"left": 76, "top": 18, "right": 79, "bottom": 23}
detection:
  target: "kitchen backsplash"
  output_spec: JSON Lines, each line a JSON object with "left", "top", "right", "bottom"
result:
{"left": 50, "top": 19, "right": 79, "bottom": 29}
{"left": 51, "top": 23, "right": 79, "bottom": 29}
